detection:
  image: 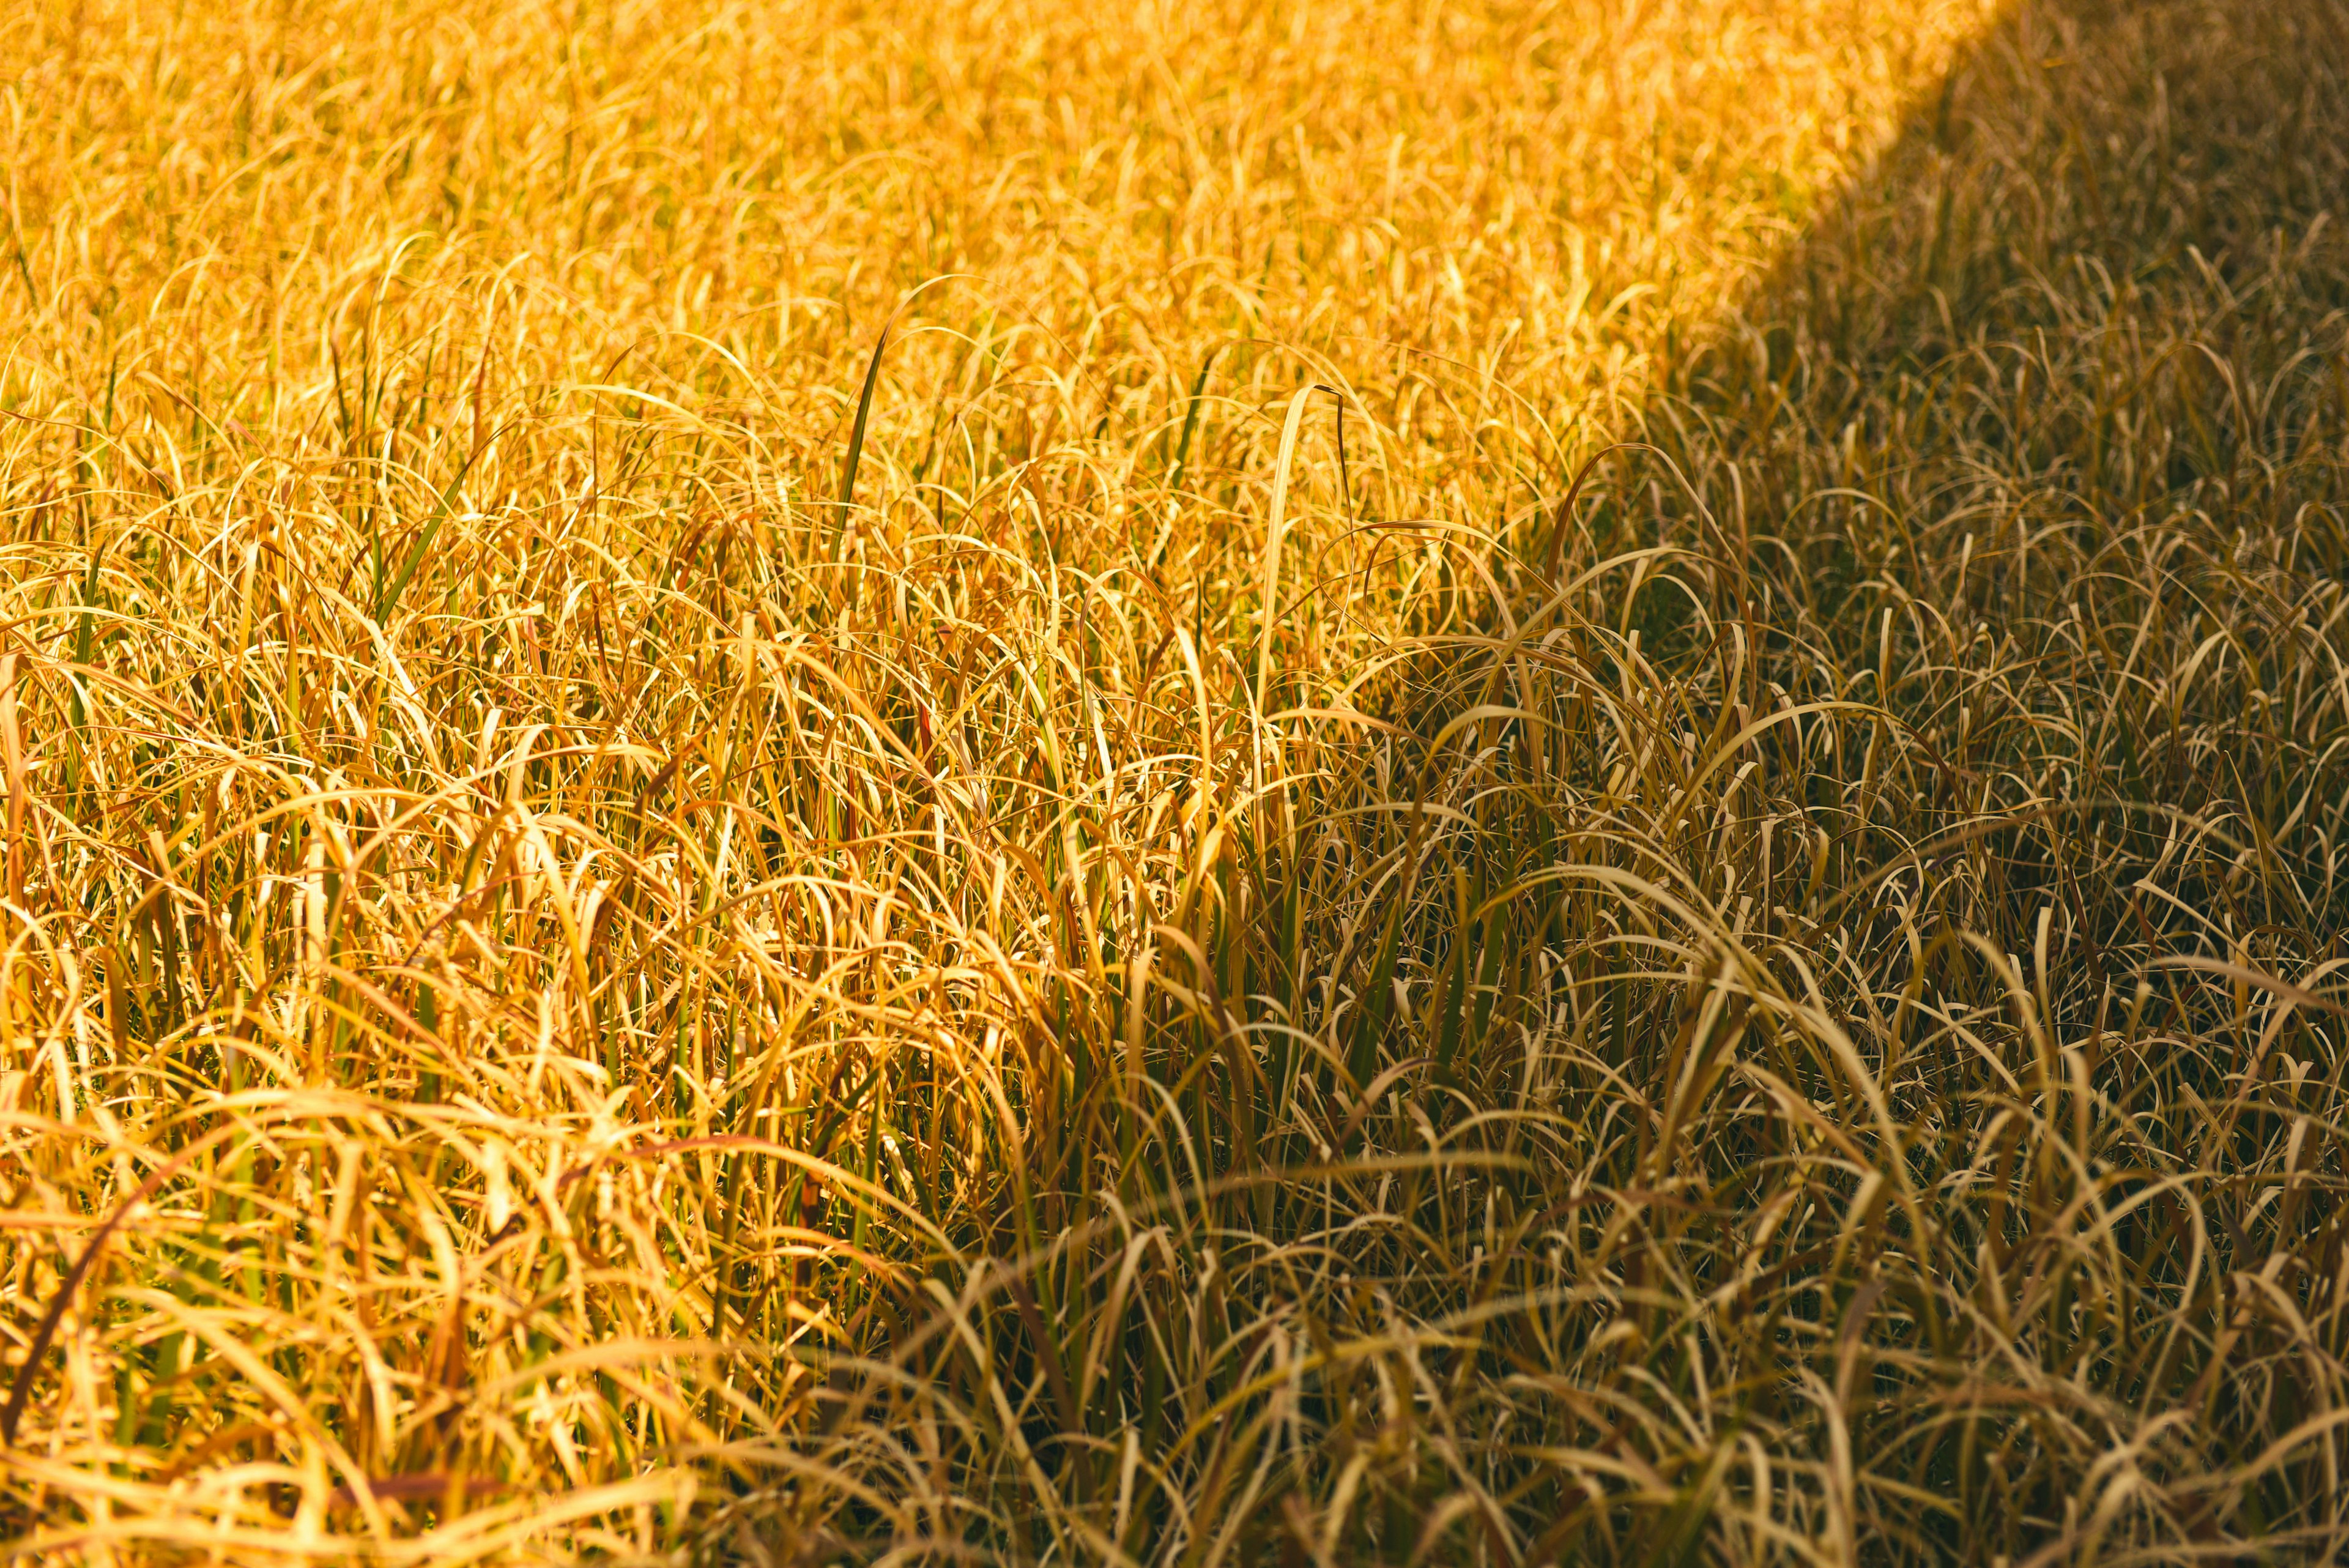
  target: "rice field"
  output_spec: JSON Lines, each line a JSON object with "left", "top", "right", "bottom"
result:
{"left": 2, "top": 0, "right": 2348, "bottom": 1560}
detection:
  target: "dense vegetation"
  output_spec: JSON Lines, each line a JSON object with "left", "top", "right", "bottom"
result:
{"left": 2, "top": 0, "right": 2347, "bottom": 1559}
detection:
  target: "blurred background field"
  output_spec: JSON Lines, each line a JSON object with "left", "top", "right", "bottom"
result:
{"left": 2, "top": 0, "right": 2347, "bottom": 1560}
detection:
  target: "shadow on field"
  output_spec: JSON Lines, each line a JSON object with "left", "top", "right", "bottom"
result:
{"left": 1613, "top": 0, "right": 2349, "bottom": 962}
{"left": 1803, "top": 0, "right": 2348, "bottom": 336}
{"left": 1354, "top": 0, "right": 2349, "bottom": 1558}
{"left": 1115, "top": 2, "right": 2349, "bottom": 1560}
{"left": 754, "top": 6, "right": 2349, "bottom": 1556}
{"left": 1672, "top": 0, "right": 2349, "bottom": 531}
{"left": 1201, "top": 4, "right": 2349, "bottom": 1559}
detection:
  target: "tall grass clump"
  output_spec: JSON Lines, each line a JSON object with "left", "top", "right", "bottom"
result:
{"left": 2, "top": 0, "right": 2348, "bottom": 1561}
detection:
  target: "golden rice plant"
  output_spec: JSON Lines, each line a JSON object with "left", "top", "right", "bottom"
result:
{"left": 2, "top": 0, "right": 2347, "bottom": 1560}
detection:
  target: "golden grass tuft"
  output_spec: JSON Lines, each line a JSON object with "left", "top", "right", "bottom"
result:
{"left": 2, "top": 0, "right": 2348, "bottom": 1560}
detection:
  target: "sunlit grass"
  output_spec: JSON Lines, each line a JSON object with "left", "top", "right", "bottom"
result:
{"left": 3, "top": 0, "right": 2348, "bottom": 1561}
